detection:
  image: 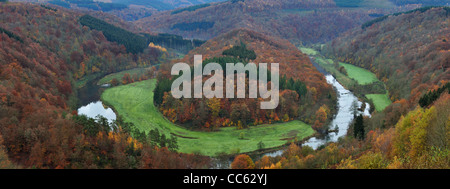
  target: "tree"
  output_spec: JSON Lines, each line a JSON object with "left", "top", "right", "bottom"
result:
{"left": 111, "top": 78, "right": 119, "bottom": 86}
{"left": 149, "top": 129, "right": 161, "bottom": 146}
{"left": 257, "top": 155, "right": 271, "bottom": 169}
{"left": 168, "top": 135, "right": 179, "bottom": 151}
{"left": 222, "top": 43, "right": 256, "bottom": 61}
{"left": 313, "top": 105, "right": 329, "bottom": 133}
{"left": 351, "top": 100, "right": 359, "bottom": 118}
{"left": 257, "top": 141, "right": 265, "bottom": 151}
{"left": 160, "top": 133, "right": 167, "bottom": 148}
{"left": 70, "top": 51, "right": 84, "bottom": 64}
{"left": 230, "top": 103, "right": 250, "bottom": 127}
{"left": 207, "top": 97, "right": 221, "bottom": 118}
{"left": 122, "top": 73, "right": 133, "bottom": 85}
{"left": 231, "top": 154, "right": 255, "bottom": 169}
{"left": 0, "top": 135, "right": 19, "bottom": 169}
{"left": 353, "top": 115, "right": 365, "bottom": 140}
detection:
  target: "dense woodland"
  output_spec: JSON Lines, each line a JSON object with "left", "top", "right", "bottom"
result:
{"left": 154, "top": 29, "right": 336, "bottom": 133}
{"left": 324, "top": 7, "right": 449, "bottom": 105}
{"left": 79, "top": 14, "right": 148, "bottom": 54}
{"left": 0, "top": 3, "right": 210, "bottom": 168}
{"left": 142, "top": 33, "right": 205, "bottom": 54}
{"left": 135, "top": 0, "right": 407, "bottom": 45}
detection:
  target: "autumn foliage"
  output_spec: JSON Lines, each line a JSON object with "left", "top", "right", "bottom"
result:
{"left": 0, "top": 3, "right": 209, "bottom": 169}
{"left": 325, "top": 7, "right": 449, "bottom": 104}
{"left": 135, "top": 0, "right": 386, "bottom": 45}
{"left": 155, "top": 29, "right": 335, "bottom": 130}
{"left": 255, "top": 94, "right": 449, "bottom": 169}
{"left": 231, "top": 154, "right": 255, "bottom": 169}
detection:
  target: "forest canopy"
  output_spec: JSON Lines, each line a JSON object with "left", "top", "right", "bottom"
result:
{"left": 79, "top": 14, "right": 148, "bottom": 53}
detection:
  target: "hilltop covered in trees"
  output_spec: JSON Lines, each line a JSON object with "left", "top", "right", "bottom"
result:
{"left": 155, "top": 29, "right": 335, "bottom": 131}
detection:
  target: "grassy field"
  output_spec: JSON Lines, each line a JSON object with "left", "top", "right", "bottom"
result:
{"left": 299, "top": 47, "right": 319, "bottom": 56}
{"left": 101, "top": 79, "right": 314, "bottom": 156}
{"left": 339, "top": 62, "right": 378, "bottom": 85}
{"left": 366, "top": 93, "right": 391, "bottom": 112}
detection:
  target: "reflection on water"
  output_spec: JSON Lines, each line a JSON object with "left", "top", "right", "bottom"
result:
{"left": 77, "top": 101, "right": 116, "bottom": 124}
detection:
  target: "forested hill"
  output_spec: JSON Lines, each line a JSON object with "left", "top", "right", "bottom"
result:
{"left": 157, "top": 28, "right": 335, "bottom": 130}
{"left": 0, "top": 3, "right": 209, "bottom": 168}
{"left": 324, "top": 6, "right": 449, "bottom": 104}
{"left": 0, "top": 2, "right": 164, "bottom": 82}
{"left": 10, "top": 0, "right": 227, "bottom": 21}
{"left": 134, "top": 0, "right": 389, "bottom": 45}
{"left": 179, "top": 28, "right": 331, "bottom": 93}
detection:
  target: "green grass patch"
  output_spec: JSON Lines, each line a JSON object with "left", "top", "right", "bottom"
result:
{"left": 101, "top": 79, "right": 314, "bottom": 156}
{"left": 366, "top": 93, "right": 391, "bottom": 112}
{"left": 339, "top": 62, "right": 378, "bottom": 85}
{"left": 299, "top": 47, "right": 319, "bottom": 56}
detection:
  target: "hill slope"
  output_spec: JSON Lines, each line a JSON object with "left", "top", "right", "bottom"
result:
{"left": 324, "top": 6, "right": 449, "bottom": 104}
{"left": 135, "top": 0, "right": 392, "bottom": 45}
{"left": 180, "top": 28, "right": 330, "bottom": 91}
{"left": 0, "top": 3, "right": 208, "bottom": 169}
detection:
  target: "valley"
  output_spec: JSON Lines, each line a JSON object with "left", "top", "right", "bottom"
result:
{"left": 0, "top": 1, "right": 448, "bottom": 170}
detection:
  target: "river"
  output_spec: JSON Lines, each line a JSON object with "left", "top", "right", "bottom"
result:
{"left": 263, "top": 61, "right": 371, "bottom": 157}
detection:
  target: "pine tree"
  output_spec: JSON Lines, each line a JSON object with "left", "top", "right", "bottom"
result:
{"left": 353, "top": 115, "right": 365, "bottom": 140}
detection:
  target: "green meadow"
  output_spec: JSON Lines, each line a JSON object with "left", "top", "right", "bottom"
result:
{"left": 101, "top": 79, "right": 314, "bottom": 156}
{"left": 299, "top": 47, "right": 319, "bottom": 56}
{"left": 339, "top": 62, "right": 378, "bottom": 85}
{"left": 366, "top": 93, "right": 392, "bottom": 112}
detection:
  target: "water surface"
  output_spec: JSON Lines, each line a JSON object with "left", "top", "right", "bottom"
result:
{"left": 77, "top": 101, "right": 116, "bottom": 124}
